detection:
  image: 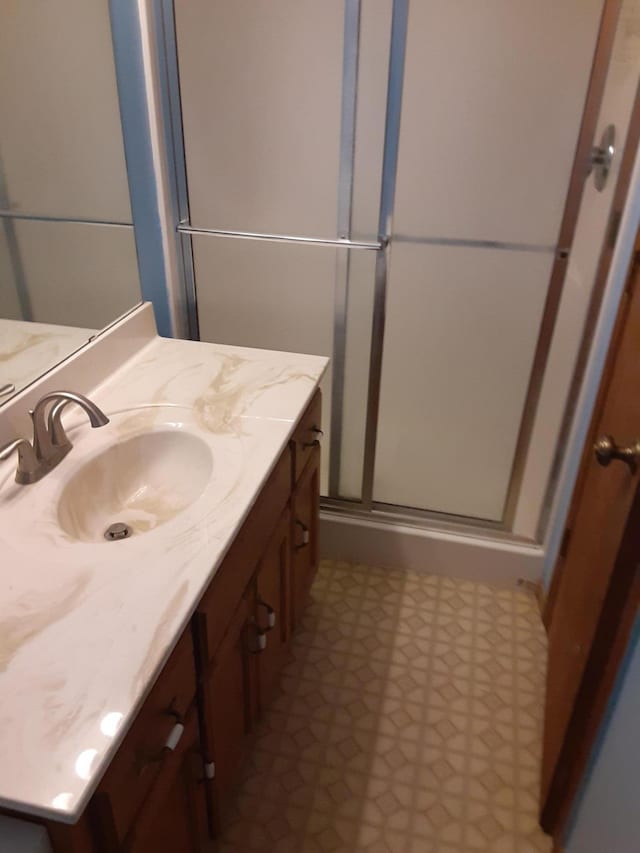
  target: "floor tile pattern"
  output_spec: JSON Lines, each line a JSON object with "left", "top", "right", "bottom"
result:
{"left": 217, "top": 561, "right": 551, "bottom": 852}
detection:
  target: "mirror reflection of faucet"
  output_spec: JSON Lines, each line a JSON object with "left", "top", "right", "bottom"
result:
{"left": 0, "top": 391, "right": 109, "bottom": 485}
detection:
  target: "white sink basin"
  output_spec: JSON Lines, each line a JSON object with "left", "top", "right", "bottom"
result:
{"left": 57, "top": 430, "right": 213, "bottom": 542}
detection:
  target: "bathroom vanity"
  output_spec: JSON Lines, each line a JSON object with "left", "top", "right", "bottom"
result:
{"left": 0, "top": 305, "right": 327, "bottom": 852}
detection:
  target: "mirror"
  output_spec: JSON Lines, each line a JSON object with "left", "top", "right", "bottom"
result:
{"left": 0, "top": 0, "right": 142, "bottom": 404}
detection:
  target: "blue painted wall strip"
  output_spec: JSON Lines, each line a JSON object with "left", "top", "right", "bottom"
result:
{"left": 108, "top": 1, "right": 173, "bottom": 337}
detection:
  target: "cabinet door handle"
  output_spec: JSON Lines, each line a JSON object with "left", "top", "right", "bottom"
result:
{"left": 301, "top": 426, "right": 323, "bottom": 448}
{"left": 136, "top": 709, "right": 184, "bottom": 773}
{"left": 294, "top": 519, "right": 310, "bottom": 549}
{"left": 257, "top": 598, "right": 276, "bottom": 630}
{"left": 248, "top": 625, "right": 268, "bottom": 654}
{"left": 164, "top": 721, "right": 185, "bottom": 752}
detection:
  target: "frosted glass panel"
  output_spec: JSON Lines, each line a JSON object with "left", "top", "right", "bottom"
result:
{"left": 3, "top": 221, "right": 140, "bottom": 329}
{"left": 394, "top": 0, "right": 603, "bottom": 244}
{"left": 0, "top": 227, "right": 21, "bottom": 320}
{"left": 0, "top": 0, "right": 131, "bottom": 221}
{"left": 194, "top": 238, "right": 338, "bottom": 492}
{"left": 373, "top": 244, "right": 553, "bottom": 520}
{"left": 176, "top": 0, "right": 344, "bottom": 237}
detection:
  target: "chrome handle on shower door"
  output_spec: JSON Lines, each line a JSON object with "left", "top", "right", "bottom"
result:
{"left": 589, "top": 124, "right": 615, "bottom": 191}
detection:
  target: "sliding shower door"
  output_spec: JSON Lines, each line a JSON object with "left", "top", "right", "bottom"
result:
{"left": 372, "top": 0, "right": 603, "bottom": 520}
{"left": 174, "top": 0, "right": 384, "bottom": 496}
{"left": 170, "top": 0, "right": 605, "bottom": 525}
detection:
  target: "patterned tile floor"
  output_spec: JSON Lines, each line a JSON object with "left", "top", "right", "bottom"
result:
{"left": 217, "top": 561, "right": 551, "bottom": 853}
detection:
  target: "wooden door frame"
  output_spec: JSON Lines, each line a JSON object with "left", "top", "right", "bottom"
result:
{"left": 541, "top": 483, "right": 640, "bottom": 837}
{"left": 540, "top": 15, "right": 640, "bottom": 825}
{"left": 541, "top": 231, "right": 640, "bottom": 839}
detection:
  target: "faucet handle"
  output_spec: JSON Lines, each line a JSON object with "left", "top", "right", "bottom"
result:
{"left": 0, "top": 438, "right": 41, "bottom": 484}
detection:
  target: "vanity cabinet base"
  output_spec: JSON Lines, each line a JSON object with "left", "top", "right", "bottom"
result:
{"left": 4, "top": 391, "right": 322, "bottom": 852}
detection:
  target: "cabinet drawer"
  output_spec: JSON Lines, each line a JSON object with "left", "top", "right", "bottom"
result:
{"left": 290, "top": 390, "right": 322, "bottom": 484}
{"left": 93, "top": 629, "right": 196, "bottom": 844}
{"left": 197, "top": 447, "right": 291, "bottom": 663}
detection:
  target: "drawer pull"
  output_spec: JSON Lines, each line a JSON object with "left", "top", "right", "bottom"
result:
{"left": 257, "top": 598, "right": 276, "bottom": 630}
{"left": 302, "top": 426, "right": 323, "bottom": 448}
{"left": 164, "top": 721, "right": 185, "bottom": 752}
{"left": 295, "top": 519, "right": 310, "bottom": 549}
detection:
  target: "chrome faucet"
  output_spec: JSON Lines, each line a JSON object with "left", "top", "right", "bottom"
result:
{"left": 0, "top": 391, "right": 109, "bottom": 484}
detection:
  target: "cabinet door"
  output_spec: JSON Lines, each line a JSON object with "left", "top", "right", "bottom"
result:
{"left": 291, "top": 447, "right": 320, "bottom": 628}
{"left": 92, "top": 632, "right": 196, "bottom": 845}
{"left": 127, "top": 717, "right": 210, "bottom": 853}
{"left": 132, "top": 770, "right": 200, "bottom": 853}
{"left": 255, "top": 507, "right": 291, "bottom": 712}
{"left": 206, "top": 592, "right": 255, "bottom": 827}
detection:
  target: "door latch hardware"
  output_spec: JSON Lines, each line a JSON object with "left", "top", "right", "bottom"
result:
{"left": 593, "top": 434, "right": 640, "bottom": 474}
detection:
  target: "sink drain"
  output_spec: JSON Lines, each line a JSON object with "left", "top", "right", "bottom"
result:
{"left": 104, "top": 522, "right": 132, "bottom": 541}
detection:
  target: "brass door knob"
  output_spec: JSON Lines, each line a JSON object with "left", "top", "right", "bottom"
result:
{"left": 593, "top": 435, "right": 640, "bottom": 473}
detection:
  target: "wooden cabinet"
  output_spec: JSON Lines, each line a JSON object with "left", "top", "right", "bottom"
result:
{"left": 90, "top": 630, "right": 198, "bottom": 848}
{"left": 290, "top": 390, "right": 323, "bottom": 484}
{"left": 123, "top": 712, "right": 210, "bottom": 853}
{"left": 196, "top": 447, "right": 291, "bottom": 664}
{"left": 256, "top": 507, "right": 291, "bottom": 712}
{"left": 291, "top": 446, "right": 320, "bottom": 629}
{"left": 204, "top": 592, "right": 255, "bottom": 827}
{"left": 17, "top": 391, "right": 322, "bottom": 852}
{"left": 129, "top": 765, "right": 202, "bottom": 853}
{"left": 202, "top": 508, "right": 293, "bottom": 833}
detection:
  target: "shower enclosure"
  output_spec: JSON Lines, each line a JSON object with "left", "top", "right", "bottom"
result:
{"left": 153, "top": 0, "right": 637, "bottom": 540}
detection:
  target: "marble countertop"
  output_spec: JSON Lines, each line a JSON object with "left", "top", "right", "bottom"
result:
{"left": 0, "top": 319, "right": 95, "bottom": 401}
{"left": 0, "top": 334, "right": 328, "bottom": 823}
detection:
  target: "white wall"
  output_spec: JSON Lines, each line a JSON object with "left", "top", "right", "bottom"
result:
{"left": 566, "top": 628, "right": 640, "bottom": 853}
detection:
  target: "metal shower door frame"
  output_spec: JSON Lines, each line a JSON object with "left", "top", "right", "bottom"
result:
{"left": 149, "top": 0, "right": 620, "bottom": 543}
